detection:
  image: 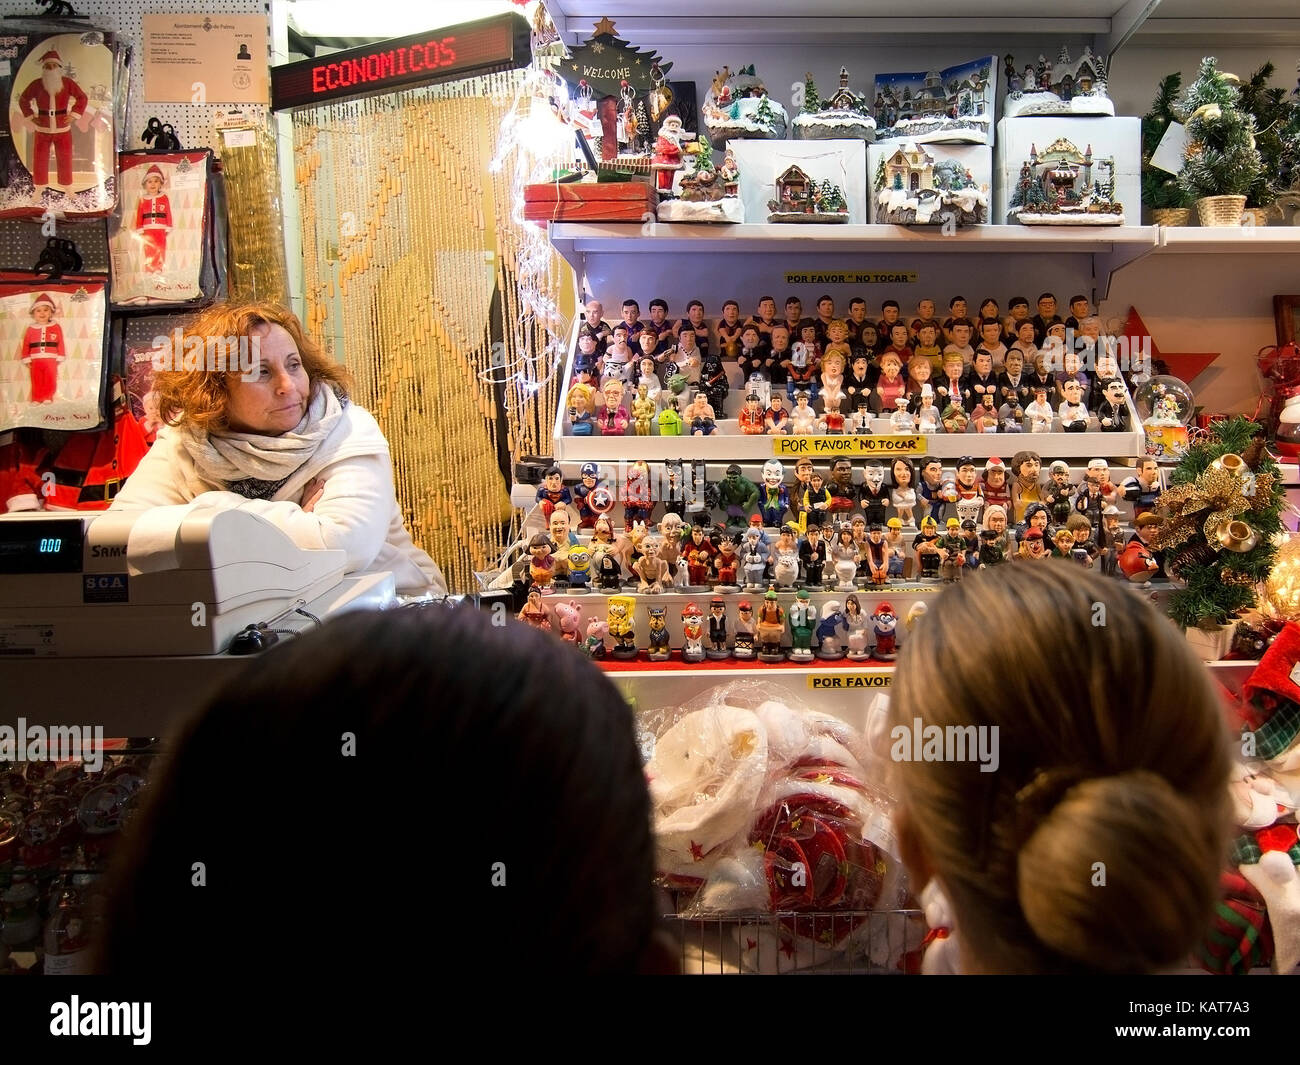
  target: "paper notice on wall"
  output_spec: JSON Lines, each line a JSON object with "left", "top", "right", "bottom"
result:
{"left": 1150, "top": 121, "right": 1190, "bottom": 175}
{"left": 143, "top": 14, "right": 270, "bottom": 104}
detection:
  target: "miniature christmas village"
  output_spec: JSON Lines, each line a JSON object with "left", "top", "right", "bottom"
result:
{"left": 874, "top": 144, "right": 989, "bottom": 225}
{"left": 792, "top": 68, "right": 876, "bottom": 141}
{"left": 767, "top": 165, "right": 850, "bottom": 223}
{"left": 702, "top": 65, "right": 789, "bottom": 141}
{"left": 872, "top": 56, "right": 996, "bottom": 144}
{"left": 1003, "top": 45, "right": 1115, "bottom": 118}
{"left": 1007, "top": 138, "right": 1125, "bottom": 225}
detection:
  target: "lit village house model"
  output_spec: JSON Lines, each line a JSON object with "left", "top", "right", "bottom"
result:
{"left": 1007, "top": 138, "right": 1124, "bottom": 225}
{"left": 767, "top": 164, "right": 850, "bottom": 223}
{"left": 1003, "top": 45, "right": 1115, "bottom": 118}
{"left": 874, "top": 144, "right": 989, "bottom": 225}
{"left": 872, "top": 56, "right": 995, "bottom": 144}
{"left": 792, "top": 66, "right": 876, "bottom": 141}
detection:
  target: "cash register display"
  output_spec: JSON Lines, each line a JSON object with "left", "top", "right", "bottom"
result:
{"left": 0, "top": 519, "right": 84, "bottom": 574}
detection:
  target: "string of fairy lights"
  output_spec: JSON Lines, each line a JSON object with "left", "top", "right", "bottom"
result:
{"left": 288, "top": 5, "right": 576, "bottom": 592}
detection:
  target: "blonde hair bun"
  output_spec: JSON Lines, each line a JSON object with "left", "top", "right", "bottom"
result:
{"left": 1017, "top": 769, "right": 1223, "bottom": 973}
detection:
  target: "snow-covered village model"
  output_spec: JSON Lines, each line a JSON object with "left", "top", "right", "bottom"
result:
{"left": 657, "top": 135, "right": 745, "bottom": 223}
{"left": 1007, "top": 138, "right": 1124, "bottom": 225}
{"left": 792, "top": 67, "right": 876, "bottom": 141}
{"left": 874, "top": 144, "right": 988, "bottom": 225}
{"left": 1002, "top": 46, "right": 1115, "bottom": 118}
{"left": 702, "top": 65, "right": 789, "bottom": 141}
{"left": 767, "top": 165, "right": 850, "bottom": 223}
{"left": 872, "top": 56, "right": 996, "bottom": 144}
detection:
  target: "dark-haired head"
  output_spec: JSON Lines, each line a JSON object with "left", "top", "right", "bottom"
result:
{"left": 96, "top": 607, "right": 665, "bottom": 975}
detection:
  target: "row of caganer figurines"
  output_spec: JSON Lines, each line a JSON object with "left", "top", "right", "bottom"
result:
{"left": 522, "top": 505, "right": 1165, "bottom": 597}
{"left": 515, "top": 585, "right": 912, "bottom": 664}
{"left": 568, "top": 379, "right": 1130, "bottom": 436}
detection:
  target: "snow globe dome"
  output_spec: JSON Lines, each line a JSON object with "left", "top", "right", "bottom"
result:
{"left": 1135, "top": 375, "right": 1194, "bottom": 464}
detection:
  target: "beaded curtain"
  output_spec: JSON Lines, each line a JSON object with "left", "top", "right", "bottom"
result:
{"left": 292, "top": 71, "right": 570, "bottom": 593}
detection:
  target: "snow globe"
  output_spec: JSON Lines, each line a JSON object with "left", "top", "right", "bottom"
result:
{"left": 873, "top": 145, "right": 988, "bottom": 225}
{"left": 792, "top": 67, "right": 876, "bottom": 141}
{"left": 1007, "top": 138, "right": 1124, "bottom": 225}
{"left": 1003, "top": 46, "right": 1115, "bottom": 118}
{"left": 1135, "top": 375, "right": 1194, "bottom": 463}
{"left": 702, "top": 64, "right": 788, "bottom": 141}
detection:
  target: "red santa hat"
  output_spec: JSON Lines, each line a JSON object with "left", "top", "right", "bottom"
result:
{"left": 39, "top": 50, "right": 63, "bottom": 66}
{"left": 142, "top": 164, "right": 165, "bottom": 185}
{"left": 984, "top": 456, "right": 1006, "bottom": 473}
{"left": 30, "top": 293, "right": 56, "bottom": 314}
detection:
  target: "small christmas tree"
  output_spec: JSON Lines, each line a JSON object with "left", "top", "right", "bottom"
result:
{"left": 819, "top": 182, "right": 846, "bottom": 212}
{"left": 634, "top": 99, "right": 650, "bottom": 151}
{"left": 874, "top": 155, "right": 887, "bottom": 191}
{"left": 802, "top": 73, "right": 820, "bottom": 114}
{"left": 1141, "top": 72, "right": 1193, "bottom": 210}
{"left": 1237, "top": 62, "right": 1299, "bottom": 206}
{"left": 1177, "top": 57, "right": 1264, "bottom": 201}
{"left": 755, "top": 94, "right": 776, "bottom": 129}
{"left": 1154, "top": 416, "right": 1285, "bottom": 631}
{"left": 694, "top": 133, "right": 714, "bottom": 173}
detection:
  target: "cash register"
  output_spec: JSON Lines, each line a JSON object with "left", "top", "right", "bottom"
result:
{"left": 0, "top": 505, "right": 396, "bottom": 657}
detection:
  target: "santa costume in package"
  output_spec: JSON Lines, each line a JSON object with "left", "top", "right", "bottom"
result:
{"left": 109, "top": 151, "right": 218, "bottom": 309}
{"left": 642, "top": 681, "right": 923, "bottom": 973}
{"left": 1, "top": 25, "right": 122, "bottom": 218}
{"left": 0, "top": 275, "right": 109, "bottom": 433}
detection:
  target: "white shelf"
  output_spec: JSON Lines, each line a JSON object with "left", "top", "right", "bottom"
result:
{"left": 548, "top": 0, "right": 1159, "bottom": 54}
{"left": 550, "top": 221, "right": 1160, "bottom": 257}
{"left": 1159, "top": 228, "right": 1300, "bottom": 252}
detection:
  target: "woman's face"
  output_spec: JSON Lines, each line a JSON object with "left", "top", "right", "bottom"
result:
{"left": 893, "top": 460, "right": 911, "bottom": 486}
{"left": 225, "top": 324, "right": 311, "bottom": 435}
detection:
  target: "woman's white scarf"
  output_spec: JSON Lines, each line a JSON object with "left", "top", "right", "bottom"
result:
{"left": 181, "top": 386, "right": 345, "bottom": 495}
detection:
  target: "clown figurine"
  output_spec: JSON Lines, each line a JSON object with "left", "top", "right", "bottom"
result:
{"left": 788, "top": 588, "right": 818, "bottom": 662}
{"left": 17, "top": 292, "right": 65, "bottom": 404}
{"left": 17, "top": 50, "right": 89, "bottom": 191}
{"left": 135, "top": 165, "right": 173, "bottom": 274}
{"left": 757, "top": 460, "right": 790, "bottom": 528}
{"left": 871, "top": 602, "right": 899, "bottom": 660}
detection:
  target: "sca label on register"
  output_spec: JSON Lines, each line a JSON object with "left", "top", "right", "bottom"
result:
{"left": 774, "top": 435, "right": 926, "bottom": 457}
{"left": 808, "top": 674, "right": 892, "bottom": 689}
{"left": 83, "top": 574, "right": 129, "bottom": 603}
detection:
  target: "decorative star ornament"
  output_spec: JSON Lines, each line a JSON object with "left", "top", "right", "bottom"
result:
{"left": 592, "top": 16, "right": 617, "bottom": 37}
{"left": 1120, "top": 308, "right": 1219, "bottom": 385}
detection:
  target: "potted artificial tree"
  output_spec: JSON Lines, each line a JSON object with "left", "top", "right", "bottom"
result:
{"left": 1142, "top": 73, "right": 1195, "bottom": 225}
{"left": 1177, "top": 57, "right": 1265, "bottom": 226}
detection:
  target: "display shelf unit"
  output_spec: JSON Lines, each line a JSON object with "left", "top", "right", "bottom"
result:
{"left": 1158, "top": 228, "right": 1300, "bottom": 252}
{"left": 547, "top": 0, "right": 1161, "bottom": 57}
{"left": 549, "top": 222, "right": 1162, "bottom": 303}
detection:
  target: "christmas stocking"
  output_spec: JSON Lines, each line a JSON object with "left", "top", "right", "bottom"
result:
{"left": 1239, "top": 824, "right": 1300, "bottom": 974}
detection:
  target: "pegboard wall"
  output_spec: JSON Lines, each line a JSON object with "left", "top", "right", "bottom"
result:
{"left": 0, "top": 0, "right": 272, "bottom": 277}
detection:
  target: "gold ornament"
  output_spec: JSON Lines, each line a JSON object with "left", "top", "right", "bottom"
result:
{"left": 1150, "top": 464, "right": 1275, "bottom": 553}
{"left": 1214, "top": 519, "right": 1258, "bottom": 553}
{"left": 1210, "top": 453, "right": 1246, "bottom": 477}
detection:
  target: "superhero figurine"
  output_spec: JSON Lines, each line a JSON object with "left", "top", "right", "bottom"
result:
{"left": 535, "top": 466, "right": 570, "bottom": 524}
{"left": 573, "top": 462, "right": 603, "bottom": 528}
{"left": 622, "top": 459, "right": 654, "bottom": 527}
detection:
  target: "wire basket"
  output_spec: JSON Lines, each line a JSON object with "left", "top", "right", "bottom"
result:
{"left": 669, "top": 907, "right": 926, "bottom": 975}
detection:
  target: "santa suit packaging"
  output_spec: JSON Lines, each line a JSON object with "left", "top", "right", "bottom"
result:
{"left": 110, "top": 150, "right": 216, "bottom": 309}
{"left": 16, "top": 50, "right": 88, "bottom": 187}
{"left": 0, "top": 431, "right": 49, "bottom": 512}
{"left": 15, "top": 293, "right": 66, "bottom": 403}
{"left": 42, "top": 397, "right": 151, "bottom": 510}
{"left": 2, "top": 28, "right": 121, "bottom": 219}
{"left": 134, "top": 166, "right": 173, "bottom": 272}
{"left": 0, "top": 274, "right": 110, "bottom": 433}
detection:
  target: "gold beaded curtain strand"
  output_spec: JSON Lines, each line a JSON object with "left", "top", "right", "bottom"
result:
{"left": 292, "top": 75, "right": 560, "bottom": 593}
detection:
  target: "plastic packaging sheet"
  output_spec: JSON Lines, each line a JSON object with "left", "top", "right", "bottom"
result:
{"left": 640, "top": 679, "right": 925, "bottom": 972}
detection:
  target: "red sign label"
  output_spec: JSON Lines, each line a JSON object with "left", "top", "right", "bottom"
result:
{"left": 272, "top": 13, "right": 529, "bottom": 111}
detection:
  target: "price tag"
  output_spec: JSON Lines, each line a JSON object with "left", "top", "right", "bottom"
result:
{"left": 222, "top": 128, "right": 257, "bottom": 149}
{"left": 1150, "top": 121, "right": 1189, "bottom": 175}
